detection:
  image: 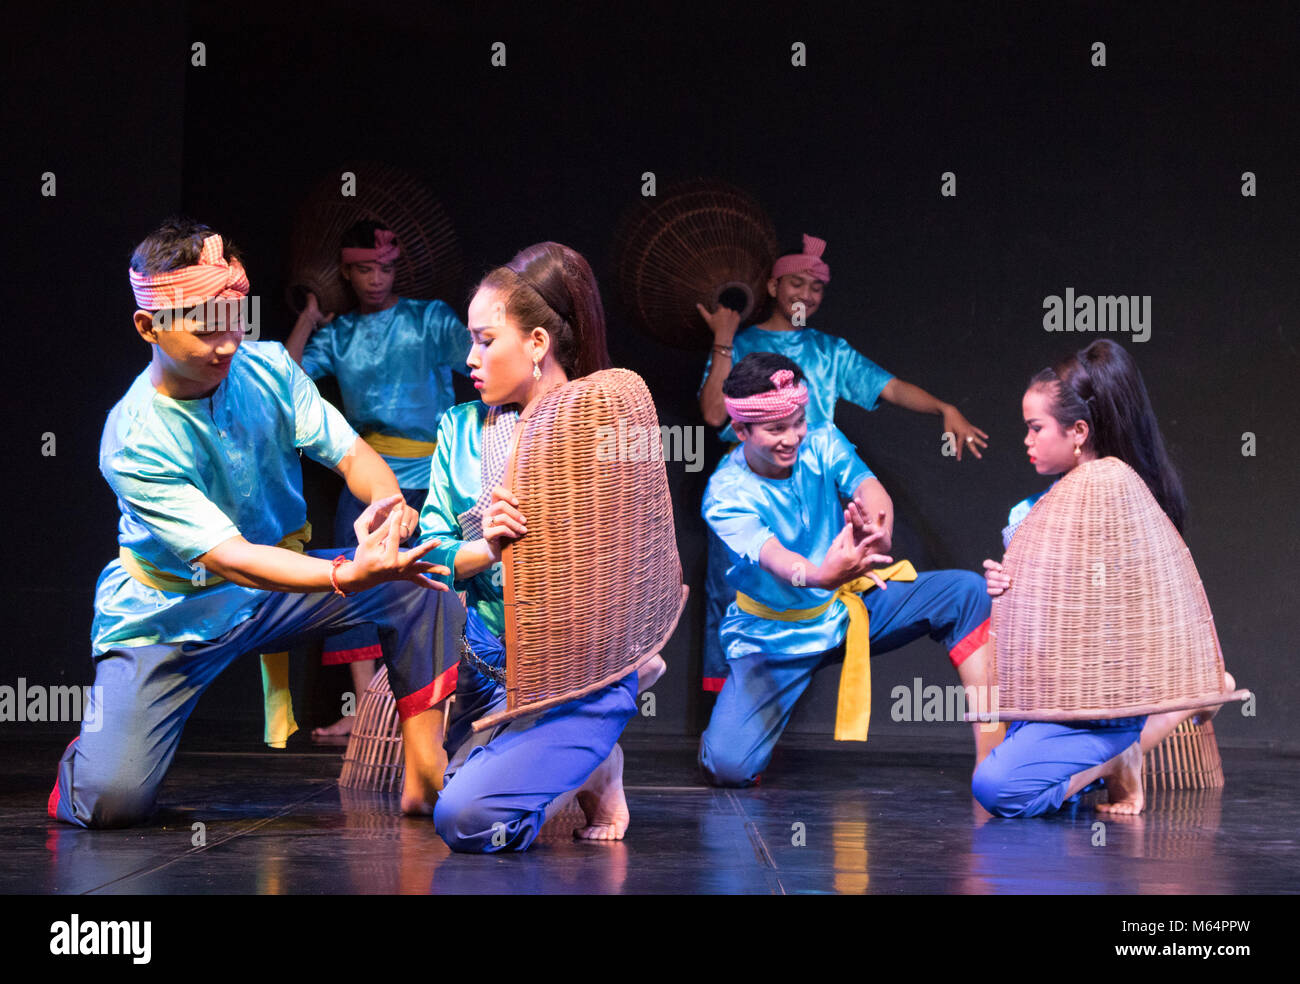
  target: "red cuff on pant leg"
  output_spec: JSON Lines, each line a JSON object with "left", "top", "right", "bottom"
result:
{"left": 395, "top": 662, "right": 459, "bottom": 720}
{"left": 949, "top": 618, "right": 990, "bottom": 667}
{"left": 322, "top": 643, "right": 383, "bottom": 666}
{"left": 701, "top": 677, "right": 726, "bottom": 693}
{"left": 47, "top": 736, "right": 80, "bottom": 820}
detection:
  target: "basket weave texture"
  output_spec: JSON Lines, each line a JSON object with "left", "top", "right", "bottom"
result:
{"left": 339, "top": 665, "right": 403, "bottom": 792}
{"left": 991, "top": 457, "right": 1244, "bottom": 721}
{"left": 615, "top": 179, "right": 779, "bottom": 350}
{"left": 472, "top": 369, "right": 687, "bottom": 731}
{"left": 284, "top": 161, "right": 462, "bottom": 317}
{"left": 1144, "top": 718, "right": 1224, "bottom": 791}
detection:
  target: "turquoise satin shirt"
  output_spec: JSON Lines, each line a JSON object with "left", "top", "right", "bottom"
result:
{"left": 92, "top": 342, "right": 359, "bottom": 654}
{"left": 700, "top": 325, "right": 894, "bottom": 441}
{"left": 703, "top": 422, "right": 875, "bottom": 661}
{"left": 301, "top": 297, "right": 471, "bottom": 488}
{"left": 417, "top": 401, "right": 506, "bottom": 637}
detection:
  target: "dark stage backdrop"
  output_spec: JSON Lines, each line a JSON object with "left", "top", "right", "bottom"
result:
{"left": 4, "top": 2, "right": 1296, "bottom": 749}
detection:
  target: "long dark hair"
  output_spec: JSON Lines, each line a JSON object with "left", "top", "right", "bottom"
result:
{"left": 477, "top": 242, "right": 611, "bottom": 378}
{"left": 1032, "top": 339, "right": 1188, "bottom": 531}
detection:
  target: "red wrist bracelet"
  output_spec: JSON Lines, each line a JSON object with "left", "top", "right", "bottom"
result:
{"left": 330, "top": 555, "right": 350, "bottom": 597}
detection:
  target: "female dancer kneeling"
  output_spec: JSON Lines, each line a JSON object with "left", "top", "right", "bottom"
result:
{"left": 413, "top": 242, "right": 663, "bottom": 851}
{"left": 973, "top": 339, "right": 1234, "bottom": 818}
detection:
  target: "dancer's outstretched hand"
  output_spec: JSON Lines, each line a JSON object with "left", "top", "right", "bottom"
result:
{"left": 983, "top": 558, "right": 1011, "bottom": 596}
{"left": 819, "top": 522, "right": 893, "bottom": 591}
{"left": 349, "top": 495, "right": 449, "bottom": 591}
{"left": 943, "top": 406, "right": 989, "bottom": 461}
{"left": 844, "top": 500, "right": 891, "bottom": 554}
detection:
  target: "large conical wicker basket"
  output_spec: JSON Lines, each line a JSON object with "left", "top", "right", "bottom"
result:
{"left": 615, "top": 179, "right": 779, "bottom": 350}
{"left": 339, "top": 665, "right": 404, "bottom": 792}
{"left": 472, "top": 369, "right": 688, "bottom": 731}
{"left": 989, "top": 457, "right": 1248, "bottom": 721}
{"left": 284, "top": 161, "right": 463, "bottom": 317}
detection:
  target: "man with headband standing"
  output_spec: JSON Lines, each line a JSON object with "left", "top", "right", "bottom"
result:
{"left": 696, "top": 234, "right": 989, "bottom": 695}
{"left": 698, "top": 353, "right": 995, "bottom": 787}
{"left": 49, "top": 217, "right": 460, "bottom": 828}
{"left": 286, "top": 220, "right": 471, "bottom": 738}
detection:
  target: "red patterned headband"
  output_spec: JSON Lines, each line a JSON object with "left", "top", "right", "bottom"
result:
{"left": 724, "top": 369, "right": 810, "bottom": 423}
{"left": 772, "top": 233, "right": 831, "bottom": 284}
{"left": 129, "top": 234, "right": 249, "bottom": 309}
{"left": 341, "top": 228, "right": 400, "bottom": 265}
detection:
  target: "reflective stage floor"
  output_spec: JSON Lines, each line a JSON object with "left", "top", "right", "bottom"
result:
{"left": 4, "top": 733, "right": 1297, "bottom": 894}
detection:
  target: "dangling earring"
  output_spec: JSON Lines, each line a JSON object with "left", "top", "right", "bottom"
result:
{"left": 1074, "top": 443, "right": 1082, "bottom": 457}
{"left": 532, "top": 357, "right": 542, "bottom": 380}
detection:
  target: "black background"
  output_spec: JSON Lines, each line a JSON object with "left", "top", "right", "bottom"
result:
{"left": 3, "top": 1, "right": 1296, "bottom": 746}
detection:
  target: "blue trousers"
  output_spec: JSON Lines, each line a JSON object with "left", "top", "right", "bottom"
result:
{"left": 51, "top": 551, "right": 462, "bottom": 829}
{"left": 433, "top": 613, "right": 639, "bottom": 853}
{"left": 699, "top": 569, "right": 990, "bottom": 787}
{"left": 321, "top": 486, "right": 428, "bottom": 664}
{"left": 971, "top": 718, "right": 1146, "bottom": 817}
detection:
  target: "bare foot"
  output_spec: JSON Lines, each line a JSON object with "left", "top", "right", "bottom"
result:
{"left": 638, "top": 655, "right": 666, "bottom": 693}
{"left": 401, "top": 765, "right": 441, "bottom": 817}
{"left": 575, "top": 743, "right": 630, "bottom": 841}
{"left": 1096, "top": 742, "right": 1145, "bottom": 815}
{"left": 311, "top": 716, "right": 354, "bottom": 740}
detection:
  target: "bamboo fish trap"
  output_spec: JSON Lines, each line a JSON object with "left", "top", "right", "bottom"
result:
{"left": 284, "top": 161, "right": 462, "bottom": 317}
{"left": 615, "top": 179, "right": 779, "bottom": 350}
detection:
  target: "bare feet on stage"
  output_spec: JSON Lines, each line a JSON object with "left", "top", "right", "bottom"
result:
{"left": 311, "top": 717, "right": 354, "bottom": 740}
{"left": 575, "top": 743, "right": 630, "bottom": 841}
{"left": 638, "top": 655, "right": 666, "bottom": 693}
{"left": 1096, "top": 741, "right": 1145, "bottom": 816}
{"left": 399, "top": 707, "right": 448, "bottom": 816}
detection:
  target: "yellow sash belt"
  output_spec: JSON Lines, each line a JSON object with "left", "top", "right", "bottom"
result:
{"left": 119, "top": 523, "right": 312, "bottom": 749}
{"left": 361, "top": 431, "right": 438, "bottom": 458}
{"left": 736, "top": 559, "right": 917, "bottom": 742}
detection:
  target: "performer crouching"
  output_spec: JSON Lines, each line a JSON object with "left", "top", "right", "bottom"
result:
{"left": 417, "top": 242, "right": 658, "bottom": 851}
{"left": 699, "top": 353, "right": 996, "bottom": 787}
{"left": 49, "top": 217, "right": 458, "bottom": 829}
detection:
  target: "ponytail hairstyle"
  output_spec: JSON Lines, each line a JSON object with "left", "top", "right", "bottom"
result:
{"left": 1031, "top": 339, "right": 1188, "bottom": 531}
{"left": 477, "top": 242, "right": 611, "bottom": 379}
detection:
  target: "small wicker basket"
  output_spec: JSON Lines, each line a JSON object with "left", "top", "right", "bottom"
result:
{"left": 1144, "top": 718, "right": 1224, "bottom": 791}
{"left": 339, "top": 665, "right": 404, "bottom": 792}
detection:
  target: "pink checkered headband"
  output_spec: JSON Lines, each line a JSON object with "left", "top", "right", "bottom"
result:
{"left": 340, "top": 228, "right": 401, "bottom": 265}
{"left": 723, "top": 369, "right": 810, "bottom": 424}
{"left": 771, "top": 233, "right": 830, "bottom": 284}
{"left": 129, "top": 234, "right": 249, "bottom": 309}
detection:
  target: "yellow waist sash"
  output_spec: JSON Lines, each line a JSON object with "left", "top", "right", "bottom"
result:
{"left": 118, "top": 523, "right": 312, "bottom": 749}
{"left": 736, "top": 559, "right": 917, "bottom": 742}
{"left": 361, "top": 431, "right": 438, "bottom": 458}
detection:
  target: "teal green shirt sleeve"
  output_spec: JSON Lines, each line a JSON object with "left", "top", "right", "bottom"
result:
{"left": 299, "top": 322, "right": 334, "bottom": 381}
{"left": 823, "top": 424, "right": 875, "bottom": 499}
{"left": 833, "top": 336, "right": 893, "bottom": 412}
{"left": 425, "top": 300, "right": 472, "bottom": 378}
{"left": 286, "top": 346, "right": 358, "bottom": 468}
{"left": 417, "top": 409, "right": 473, "bottom": 588}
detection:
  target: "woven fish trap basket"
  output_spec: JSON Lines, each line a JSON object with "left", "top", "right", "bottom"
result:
{"left": 339, "top": 665, "right": 404, "bottom": 792}
{"left": 472, "top": 368, "right": 688, "bottom": 732}
{"left": 989, "top": 457, "right": 1248, "bottom": 721}
{"left": 615, "top": 179, "right": 779, "bottom": 351}
{"left": 1143, "top": 718, "right": 1224, "bottom": 791}
{"left": 284, "top": 161, "right": 463, "bottom": 317}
